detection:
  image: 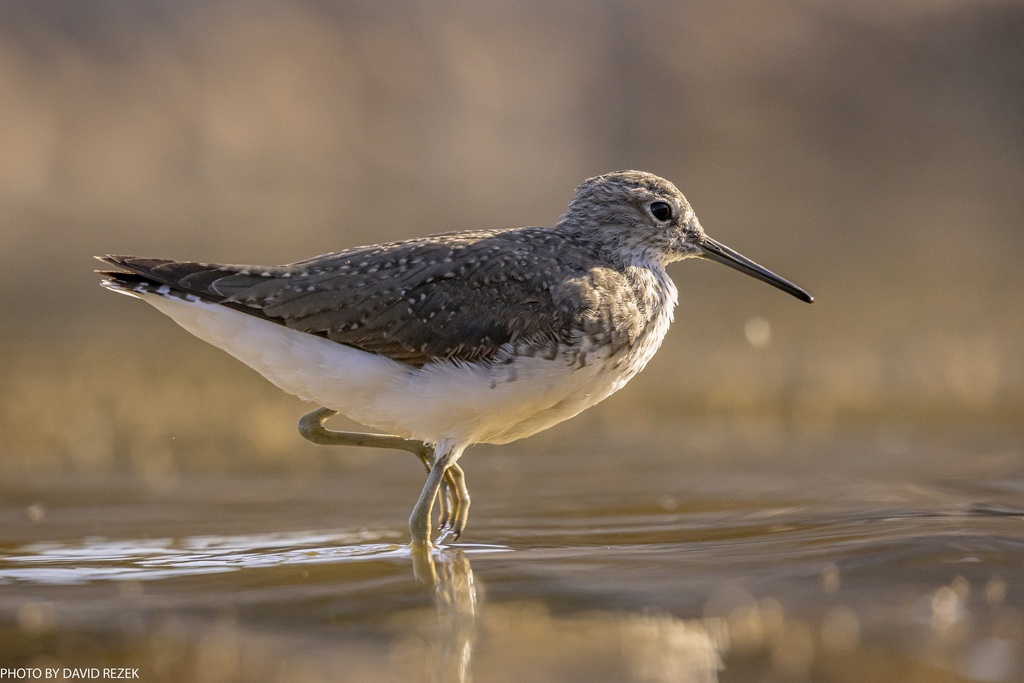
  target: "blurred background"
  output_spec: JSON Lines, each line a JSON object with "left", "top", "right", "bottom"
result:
{"left": 0, "top": 0, "right": 1021, "bottom": 473}
{"left": 2, "top": 3, "right": 1023, "bottom": 681}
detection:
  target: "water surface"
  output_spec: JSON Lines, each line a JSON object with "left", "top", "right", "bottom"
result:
{"left": 1, "top": 424, "right": 1021, "bottom": 682}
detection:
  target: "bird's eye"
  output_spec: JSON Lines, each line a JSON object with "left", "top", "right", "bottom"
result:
{"left": 649, "top": 201, "right": 673, "bottom": 222}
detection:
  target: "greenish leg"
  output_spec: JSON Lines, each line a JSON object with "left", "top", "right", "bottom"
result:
{"left": 297, "top": 407, "right": 469, "bottom": 545}
{"left": 299, "top": 407, "right": 429, "bottom": 453}
{"left": 408, "top": 440, "right": 465, "bottom": 548}
{"left": 437, "top": 463, "right": 470, "bottom": 544}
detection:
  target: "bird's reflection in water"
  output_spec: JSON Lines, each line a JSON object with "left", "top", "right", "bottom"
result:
{"left": 412, "top": 546, "right": 478, "bottom": 683}
{"left": 405, "top": 545, "right": 730, "bottom": 683}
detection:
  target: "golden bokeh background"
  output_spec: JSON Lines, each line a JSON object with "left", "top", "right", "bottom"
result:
{"left": 2, "top": 0, "right": 1022, "bottom": 475}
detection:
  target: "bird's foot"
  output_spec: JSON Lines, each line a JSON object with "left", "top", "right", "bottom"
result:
{"left": 436, "top": 523, "right": 462, "bottom": 546}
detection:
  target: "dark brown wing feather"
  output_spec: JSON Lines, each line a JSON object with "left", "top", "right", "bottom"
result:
{"left": 98, "top": 228, "right": 599, "bottom": 367}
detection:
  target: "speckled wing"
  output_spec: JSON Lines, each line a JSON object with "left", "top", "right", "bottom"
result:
{"left": 98, "top": 228, "right": 597, "bottom": 368}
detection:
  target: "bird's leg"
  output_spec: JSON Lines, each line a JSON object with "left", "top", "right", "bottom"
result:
{"left": 437, "top": 464, "right": 470, "bottom": 544}
{"left": 299, "top": 407, "right": 427, "bottom": 453}
{"left": 409, "top": 440, "right": 465, "bottom": 548}
{"left": 297, "top": 407, "right": 462, "bottom": 540}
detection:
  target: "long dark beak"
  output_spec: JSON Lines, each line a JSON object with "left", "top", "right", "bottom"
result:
{"left": 699, "top": 236, "right": 814, "bottom": 303}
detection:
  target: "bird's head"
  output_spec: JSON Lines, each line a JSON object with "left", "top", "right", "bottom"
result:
{"left": 558, "top": 171, "right": 813, "bottom": 303}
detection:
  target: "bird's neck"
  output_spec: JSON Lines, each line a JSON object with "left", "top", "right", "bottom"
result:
{"left": 627, "top": 260, "right": 678, "bottom": 324}
{"left": 557, "top": 219, "right": 680, "bottom": 275}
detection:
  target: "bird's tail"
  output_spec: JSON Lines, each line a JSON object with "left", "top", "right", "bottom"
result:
{"left": 95, "top": 255, "right": 226, "bottom": 303}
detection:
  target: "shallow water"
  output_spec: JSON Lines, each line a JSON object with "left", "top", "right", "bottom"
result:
{"left": 1, "top": 424, "right": 1022, "bottom": 682}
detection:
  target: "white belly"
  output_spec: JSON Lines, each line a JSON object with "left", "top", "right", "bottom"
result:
{"left": 139, "top": 294, "right": 658, "bottom": 446}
